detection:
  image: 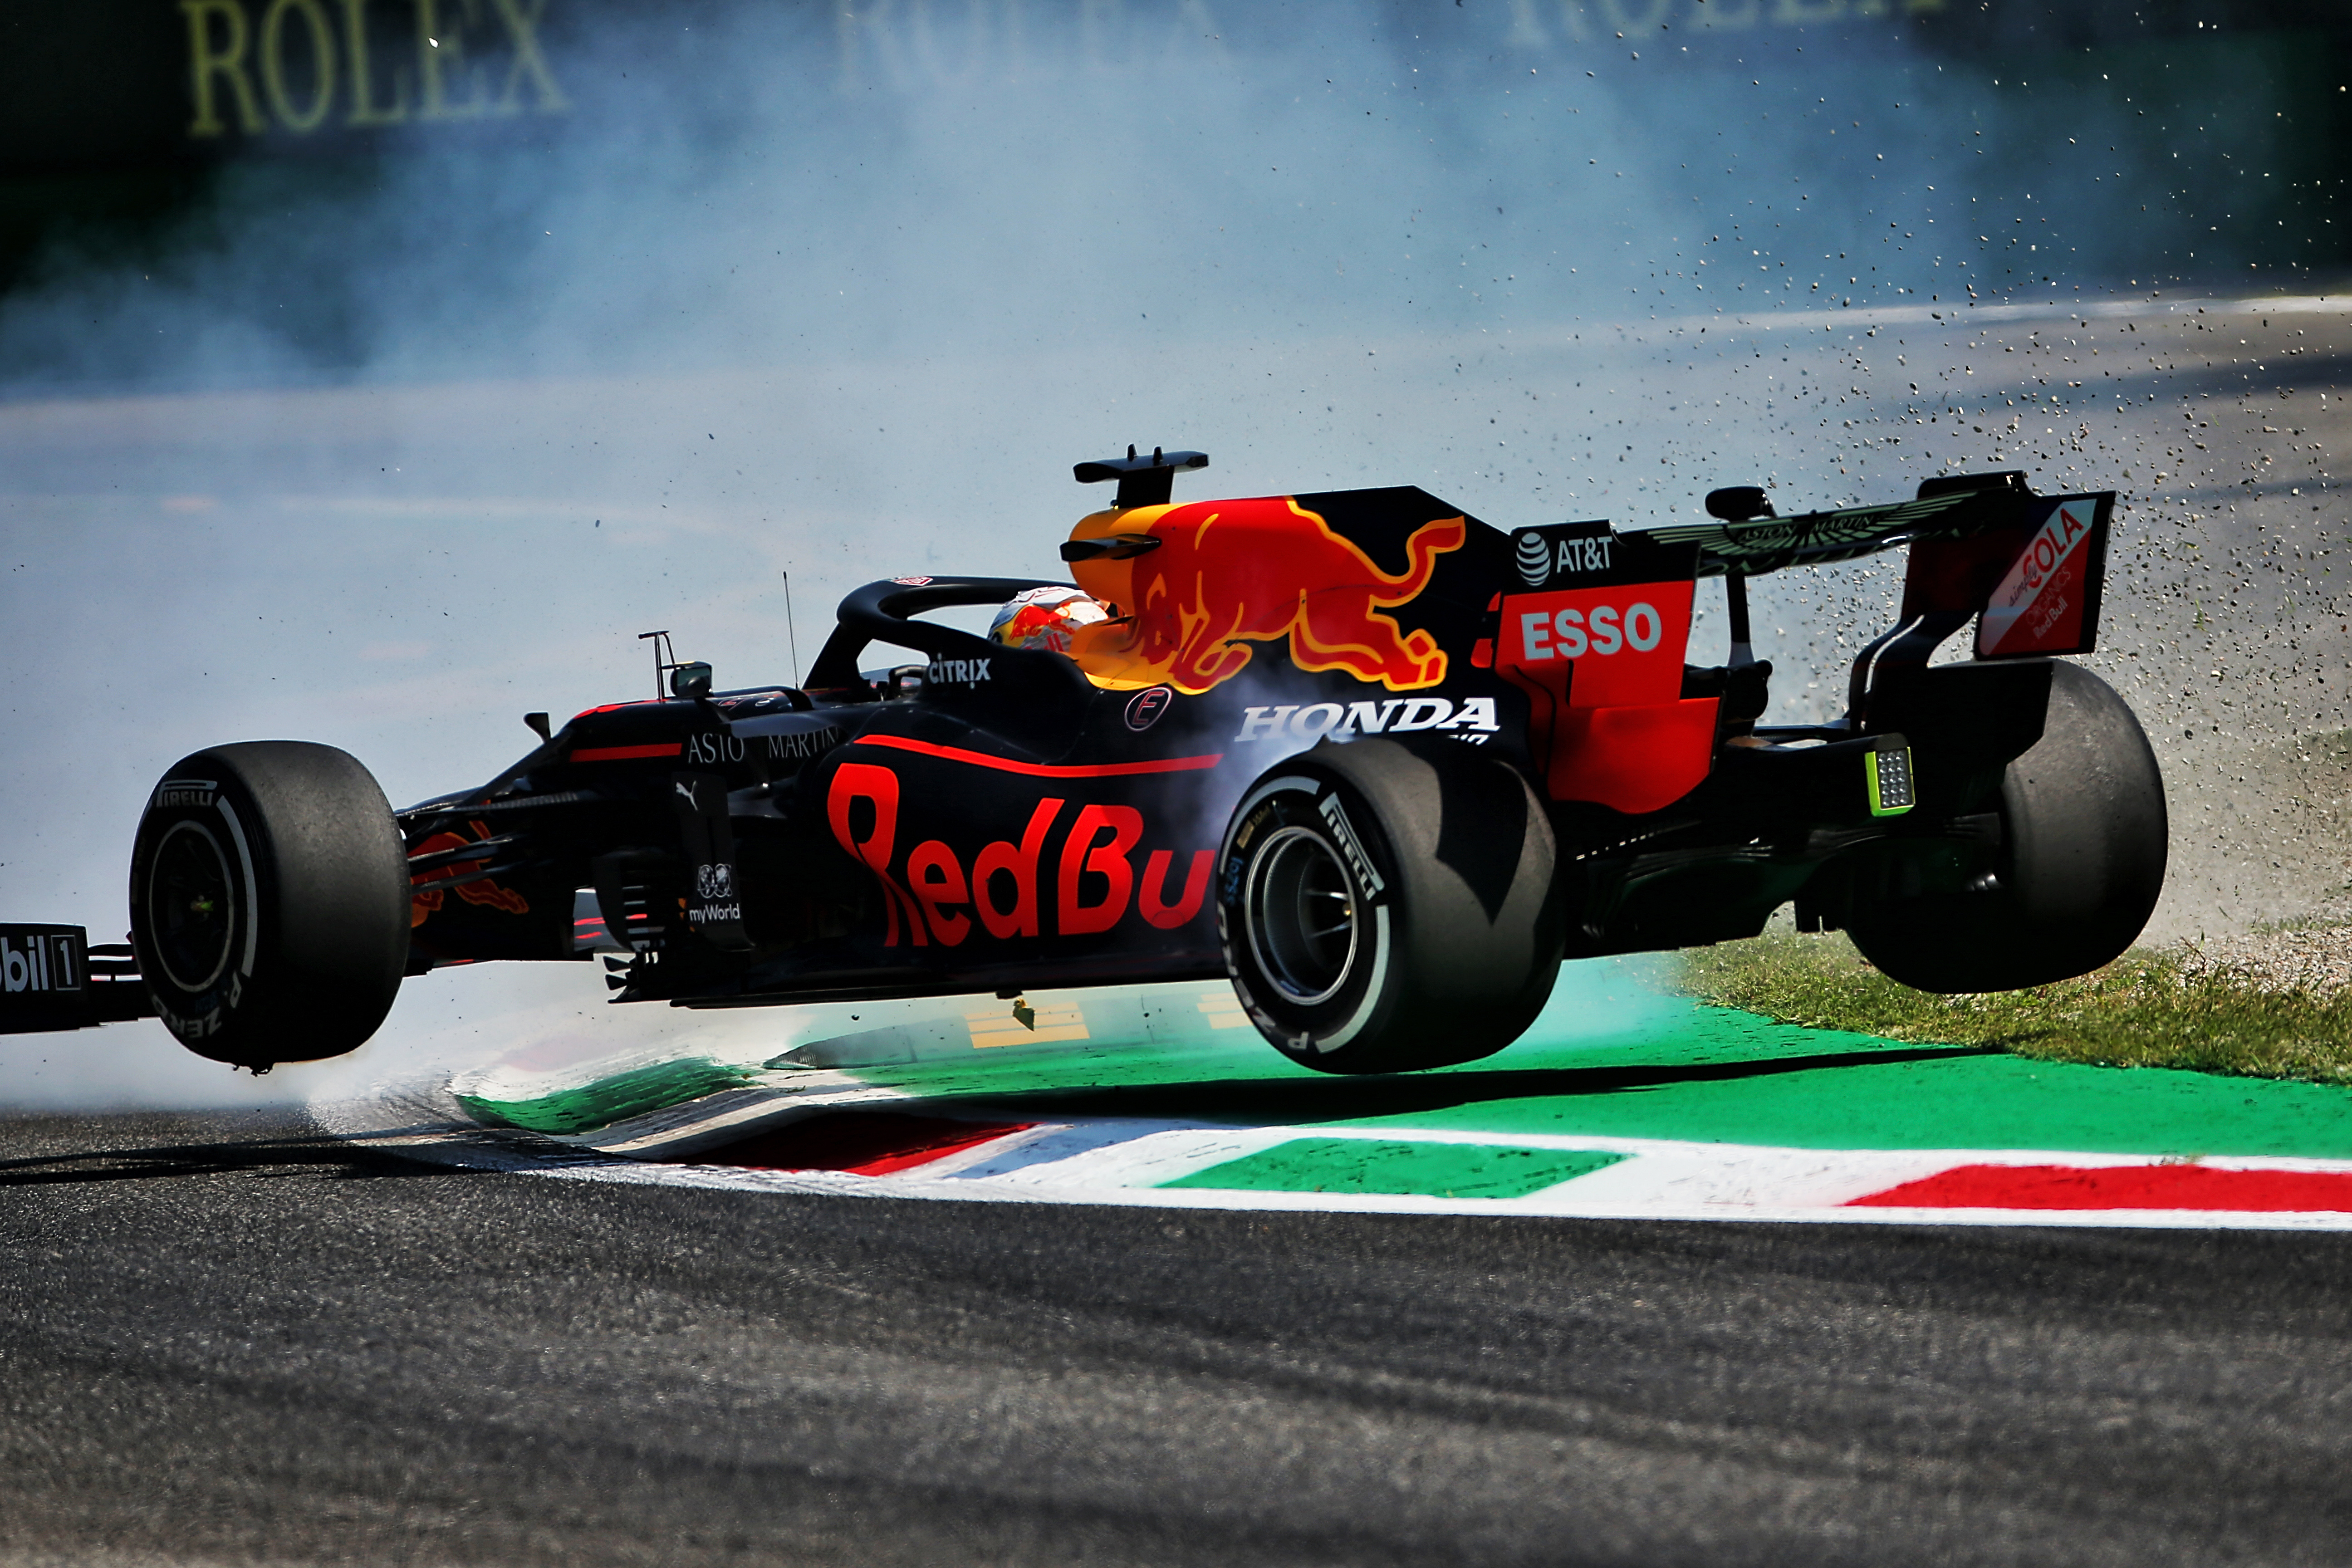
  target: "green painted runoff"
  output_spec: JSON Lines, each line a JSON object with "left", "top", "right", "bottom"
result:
{"left": 460, "top": 963, "right": 2352, "bottom": 1160}
{"left": 1332, "top": 1010, "right": 2352, "bottom": 1160}
{"left": 1163, "top": 1138, "right": 1627, "bottom": 1199}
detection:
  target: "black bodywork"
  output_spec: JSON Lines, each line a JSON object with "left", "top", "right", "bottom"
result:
{"left": 1, "top": 463, "right": 2115, "bottom": 1036}
{"left": 395, "top": 475, "right": 2096, "bottom": 1011}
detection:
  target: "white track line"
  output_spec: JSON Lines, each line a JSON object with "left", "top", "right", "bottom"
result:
{"left": 352, "top": 1117, "right": 2352, "bottom": 1232}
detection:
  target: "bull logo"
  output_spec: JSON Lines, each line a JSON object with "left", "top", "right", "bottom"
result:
{"left": 1064, "top": 495, "right": 1466, "bottom": 695}
{"left": 409, "top": 820, "right": 529, "bottom": 927}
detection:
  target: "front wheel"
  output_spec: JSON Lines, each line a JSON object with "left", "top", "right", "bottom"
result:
{"left": 129, "top": 742, "right": 410, "bottom": 1071}
{"left": 1215, "top": 739, "right": 1563, "bottom": 1074}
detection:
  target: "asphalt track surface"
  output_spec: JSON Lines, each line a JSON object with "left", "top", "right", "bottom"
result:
{"left": 7, "top": 1108, "right": 2352, "bottom": 1567}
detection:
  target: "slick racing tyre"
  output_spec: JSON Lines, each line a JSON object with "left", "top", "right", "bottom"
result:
{"left": 128, "top": 742, "right": 410, "bottom": 1071}
{"left": 1216, "top": 739, "right": 1564, "bottom": 1074}
{"left": 1847, "top": 661, "right": 2167, "bottom": 993}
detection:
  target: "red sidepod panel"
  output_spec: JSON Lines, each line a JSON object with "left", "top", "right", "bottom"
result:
{"left": 1492, "top": 526, "right": 1717, "bottom": 815}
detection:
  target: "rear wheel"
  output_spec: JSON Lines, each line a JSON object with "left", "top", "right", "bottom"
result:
{"left": 1215, "top": 739, "right": 1563, "bottom": 1074}
{"left": 128, "top": 742, "right": 410, "bottom": 1070}
{"left": 1847, "top": 661, "right": 2167, "bottom": 992}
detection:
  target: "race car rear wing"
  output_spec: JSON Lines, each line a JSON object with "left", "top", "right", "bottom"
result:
{"left": 1640, "top": 470, "right": 2112, "bottom": 664}
{"left": 0, "top": 924, "right": 157, "bottom": 1035}
{"left": 1645, "top": 473, "right": 2034, "bottom": 577}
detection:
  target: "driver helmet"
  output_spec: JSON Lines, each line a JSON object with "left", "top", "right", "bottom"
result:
{"left": 990, "top": 586, "right": 1110, "bottom": 656}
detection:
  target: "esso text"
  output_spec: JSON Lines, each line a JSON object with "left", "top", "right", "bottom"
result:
{"left": 1517, "top": 601, "right": 1665, "bottom": 662}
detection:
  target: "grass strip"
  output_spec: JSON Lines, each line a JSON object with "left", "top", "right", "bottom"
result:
{"left": 1671, "top": 930, "right": 2352, "bottom": 1086}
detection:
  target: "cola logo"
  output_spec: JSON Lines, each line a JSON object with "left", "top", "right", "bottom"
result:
{"left": 1124, "top": 686, "right": 1174, "bottom": 732}
{"left": 696, "top": 862, "right": 734, "bottom": 900}
{"left": 1514, "top": 530, "right": 1552, "bottom": 587}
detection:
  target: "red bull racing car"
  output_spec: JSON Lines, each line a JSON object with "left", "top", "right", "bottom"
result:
{"left": 1, "top": 447, "right": 2165, "bottom": 1075}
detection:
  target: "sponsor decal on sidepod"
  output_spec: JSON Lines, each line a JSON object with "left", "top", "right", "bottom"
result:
{"left": 410, "top": 819, "right": 531, "bottom": 927}
{"left": 1515, "top": 599, "right": 1666, "bottom": 660}
{"left": 827, "top": 764, "right": 1214, "bottom": 949}
{"left": 1513, "top": 529, "right": 1615, "bottom": 587}
{"left": 684, "top": 727, "right": 844, "bottom": 766}
{"left": 1233, "top": 696, "right": 1500, "bottom": 743}
{"left": 1124, "top": 686, "right": 1174, "bottom": 732}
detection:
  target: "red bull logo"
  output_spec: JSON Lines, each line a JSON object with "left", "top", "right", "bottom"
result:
{"left": 827, "top": 764, "right": 1213, "bottom": 947}
{"left": 1065, "top": 495, "right": 1466, "bottom": 695}
{"left": 410, "top": 820, "right": 530, "bottom": 927}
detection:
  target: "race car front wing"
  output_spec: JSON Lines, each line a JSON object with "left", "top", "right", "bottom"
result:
{"left": 0, "top": 924, "right": 158, "bottom": 1034}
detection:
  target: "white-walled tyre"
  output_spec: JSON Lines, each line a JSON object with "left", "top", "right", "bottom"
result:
{"left": 128, "top": 742, "right": 410, "bottom": 1071}
{"left": 1215, "top": 739, "right": 1563, "bottom": 1074}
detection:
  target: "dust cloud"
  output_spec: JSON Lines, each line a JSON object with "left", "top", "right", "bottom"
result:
{"left": 0, "top": 0, "right": 2342, "bottom": 1107}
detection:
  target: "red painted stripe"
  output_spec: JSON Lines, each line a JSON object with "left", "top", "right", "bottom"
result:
{"left": 570, "top": 742, "right": 683, "bottom": 762}
{"left": 1850, "top": 1163, "right": 2352, "bottom": 1213}
{"left": 860, "top": 734, "right": 1223, "bottom": 778}
{"left": 695, "top": 1113, "right": 1034, "bottom": 1176}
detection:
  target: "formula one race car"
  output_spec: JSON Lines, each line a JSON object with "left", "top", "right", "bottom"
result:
{"left": 0, "top": 447, "right": 2166, "bottom": 1075}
